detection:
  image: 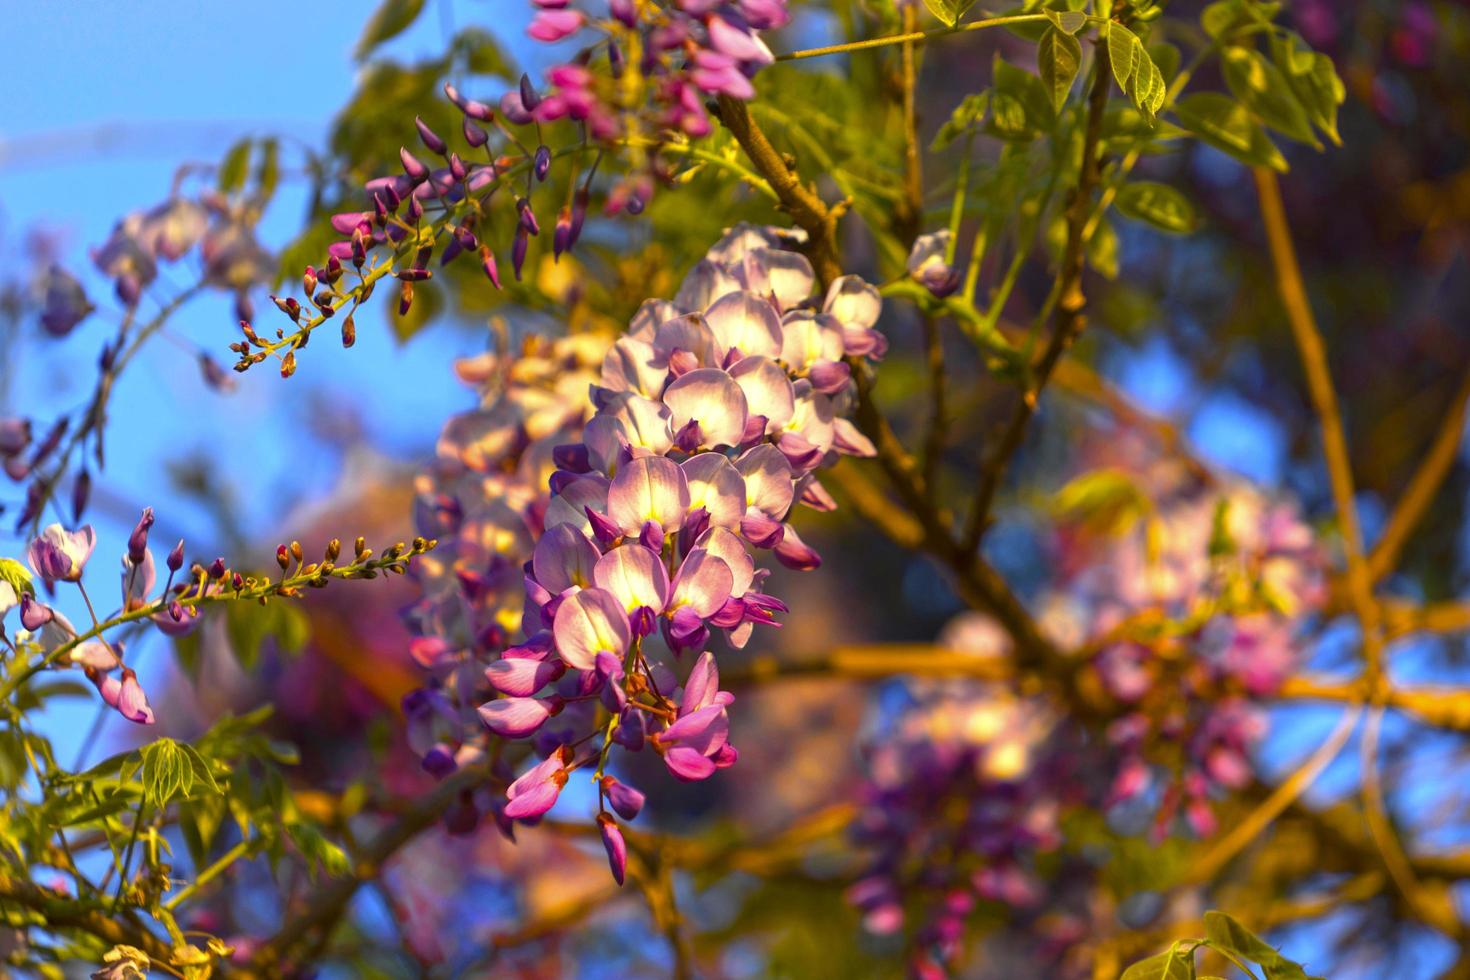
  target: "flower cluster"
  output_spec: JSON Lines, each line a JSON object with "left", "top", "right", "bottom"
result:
{"left": 235, "top": 77, "right": 597, "bottom": 374}
{"left": 849, "top": 447, "right": 1325, "bottom": 971}
{"left": 1, "top": 511, "right": 184, "bottom": 726}
{"left": 93, "top": 192, "right": 271, "bottom": 319}
{"left": 526, "top": 0, "right": 789, "bottom": 148}
{"left": 1058, "top": 471, "right": 1325, "bottom": 837}
{"left": 850, "top": 618, "right": 1069, "bottom": 976}
{"left": 405, "top": 223, "right": 884, "bottom": 882}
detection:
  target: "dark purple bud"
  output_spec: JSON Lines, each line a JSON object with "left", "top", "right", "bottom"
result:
{"left": 167, "top": 539, "right": 185, "bottom": 572}
{"left": 512, "top": 226, "right": 529, "bottom": 281}
{"left": 517, "top": 198, "right": 540, "bottom": 236}
{"left": 480, "top": 247, "right": 502, "bottom": 289}
{"left": 585, "top": 507, "right": 621, "bottom": 547}
{"left": 499, "top": 90, "right": 534, "bottom": 125}
{"left": 454, "top": 225, "right": 479, "bottom": 252}
{"left": 30, "top": 418, "right": 68, "bottom": 468}
{"left": 519, "top": 73, "right": 541, "bottom": 112}
{"left": 70, "top": 469, "right": 90, "bottom": 522}
{"left": 444, "top": 83, "right": 496, "bottom": 122}
{"left": 553, "top": 208, "right": 573, "bottom": 260}
{"left": 400, "top": 147, "right": 431, "bottom": 183}
{"left": 608, "top": 38, "right": 626, "bottom": 77}
{"left": 547, "top": 470, "right": 579, "bottom": 496}
{"left": 598, "top": 814, "right": 627, "bottom": 885}
{"left": 534, "top": 145, "right": 551, "bottom": 181}
{"left": 0, "top": 417, "right": 31, "bottom": 457}
{"left": 20, "top": 593, "right": 52, "bottom": 630}
{"left": 199, "top": 353, "right": 235, "bottom": 392}
{"left": 601, "top": 776, "right": 645, "bottom": 821}
{"left": 399, "top": 280, "right": 414, "bottom": 316}
{"left": 609, "top": 0, "right": 635, "bottom": 27}
{"left": 462, "top": 117, "right": 489, "bottom": 147}
{"left": 552, "top": 443, "right": 590, "bottom": 472}
{"left": 128, "top": 508, "right": 154, "bottom": 564}
{"left": 449, "top": 152, "right": 468, "bottom": 182}
{"left": 208, "top": 557, "right": 226, "bottom": 579}
{"left": 614, "top": 705, "right": 645, "bottom": 750}
{"left": 114, "top": 273, "right": 142, "bottom": 308}
{"left": 415, "top": 116, "right": 447, "bottom": 155}
{"left": 422, "top": 743, "right": 457, "bottom": 779}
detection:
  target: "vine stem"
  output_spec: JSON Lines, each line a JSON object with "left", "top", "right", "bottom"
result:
{"left": 776, "top": 13, "right": 1054, "bottom": 62}
{"left": 1253, "top": 167, "right": 1454, "bottom": 936}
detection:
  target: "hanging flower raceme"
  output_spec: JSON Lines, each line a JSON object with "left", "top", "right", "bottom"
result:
{"left": 404, "top": 223, "right": 885, "bottom": 881}
{"left": 847, "top": 443, "right": 1327, "bottom": 973}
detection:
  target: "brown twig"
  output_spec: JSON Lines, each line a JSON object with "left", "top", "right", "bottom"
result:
{"left": 1367, "top": 368, "right": 1470, "bottom": 584}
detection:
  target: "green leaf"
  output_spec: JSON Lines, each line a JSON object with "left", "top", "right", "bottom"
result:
{"left": 1089, "top": 215, "right": 1120, "bottom": 280}
{"left": 1116, "top": 181, "right": 1199, "bottom": 234}
{"left": 287, "top": 821, "right": 351, "bottom": 879}
{"left": 1121, "top": 946, "right": 1196, "bottom": 980}
{"left": 354, "top": 0, "right": 426, "bottom": 61}
{"left": 1047, "top": 9, "right": 1088, "bottom": 35}
{"left": 1272, "top": 34, "right": 1345, "bottom": 146}
{"left": 143, "top": 738, "right": 189, "bottom": 806}
{"left": 1221, "top": 46, "right": 1318, "bottom": 146}
{"left": 256, "top": 137, "right": 281, "bottom": 203}
{"left": 1038, "top": 28, "right": 1083, "bottom": 113}
{"left": 987, "top": 55, "right": 1054, "bottom": 142}
{"left": 141, "top": 738, "right": 222, "bottom": 807}
{"left": 1108, "top": 23, "right": 1142, "bottom": 93}
{"left": 931, "top": 91, "right": 990, "bottom": 151}
{"left": 1174, "top": 92, "right": 1287, "bottom": 171}
{"left": 217, "top": 138, "right": 252, "bottom": 194}
{"left": 1203, "top": 911, "right": 1322, "bottom": 980}
{"left": 1053, "top": 467, "right": 1148, "bottom": 536}
{"left": 922, "top": 0, "right": 958, "bottom": 27}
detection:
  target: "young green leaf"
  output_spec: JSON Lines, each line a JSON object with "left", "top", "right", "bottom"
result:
{"left": 354, "top": 0, "right": 427, "bottom": 61}
{"left": 1173, "top": 92, "right": 1287, "bottom": 171}
{"left": 1108, "top": 23, "right": 1143, "bottom": 92}
{"left": 1221, "top": 46, "right": 1318, "bottom": 147}
{"left": 1116, "top": 181, "right": 1199, "bottom": 234}
{"left": 1047, "top": 9, "right": 1088, "bottom": 34}
{"left": 1039, "top": 27, "right": 1084, "bottom": 113}
{"left": 931, "top": 91, "right": 990, "bottom": 151}
{"left": 217, "top": 138, "right": 252, "bottom": 194}
{"left": 1203, "top": 911, "right": 1323, "bottom": 980}
{"left": 1121, "top": 945, "right": 1196, "bottom": 980}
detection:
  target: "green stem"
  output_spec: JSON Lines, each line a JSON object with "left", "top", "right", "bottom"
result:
{"left": 777, "top": 13, "right": 1056, "bottom": 62}
{"left": 164, "top": 838, "right": 254, "bottom": 910}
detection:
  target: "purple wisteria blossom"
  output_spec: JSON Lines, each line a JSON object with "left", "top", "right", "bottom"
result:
{"left": 405, "top": 223, "right": 884, "bottom": 879}
{"left": 848, "top": 442, "right": 1326, "bottom": 973}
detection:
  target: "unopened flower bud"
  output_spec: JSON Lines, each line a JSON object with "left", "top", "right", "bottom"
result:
{"left": 208, "top": 557, "right": 226, "bottom": 579}
{"left": 341, "top": 313, "right": 356, "bottom": 348}
{"left": 128, "top": 508, "right": 154, "bottom": 564}
{"left": 414, "top": 116, "right": 447, "bottom": 155}
{"left": 400, "top": 147, "right": 431, "bottom": 183}
{"left": 534, "top": 145, "right": 551, "bottom": 182}
{"left": 167, "top": 540, "right": 185, "bottom": 572}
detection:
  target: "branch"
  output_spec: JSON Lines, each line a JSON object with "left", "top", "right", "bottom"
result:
{"left": 0, "top": 871, "right": 175, "bottom": 966}
{"left": 1367, "top": 368, "right": 1470, "bottom": 584}
{"left": 1253, "top": 166, "right": 1449, "bottom": 936}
